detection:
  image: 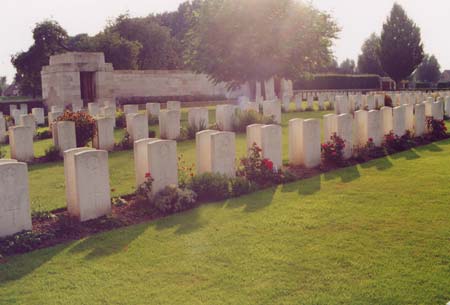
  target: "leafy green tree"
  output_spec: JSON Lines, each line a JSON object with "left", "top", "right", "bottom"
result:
{"left": 339, "top": 59, "right": 356, "bottom": 74}
{"left": 11, "top": 20, "right": 68, "bottom": 97}
{"left": 357, "top": 33, "right": 384, "bottom": 75}
{"left": 0, "top": 77, "right": 7, "bottom": 96}
{"left": 415, "top": 54, "right": 441, "bottom": 83}
{"left": 186, "top": 0, "right": 338, "bottom": 89}
{"left": 379, "top": 3, "right": 424, "bottom": 88}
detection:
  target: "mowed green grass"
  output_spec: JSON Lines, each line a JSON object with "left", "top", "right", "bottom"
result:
{"left": 1, "top": 106, "right": 332, "bottom": 212}
{"left": 1, "top": 140, "right": 449, "bottom": 304}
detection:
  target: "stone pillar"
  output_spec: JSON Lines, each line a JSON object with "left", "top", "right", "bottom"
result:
{"left": 289, "top": 119, "right": 321, "bottom": 168}
{"left": 93, "top": 117, "right": 115, "bottom": 151}
{"left": 53, "top": 121, "right": 77, "bottom": 155}
{"left": 19, "top": 114, "right": 36, "bottom": 134}
{"left": 216, "top": 105, "right": 236, "bottom": 131}
{"left": 246, "top": 124, "right": 264, "bottom": 152}
{"left": 261, "top": 125, "right": 282, "bottom": 169}
{"left": 195, "top": 130, "right": 217, "bottom": 175}
{"left": 133, "top": 138, "right": 159, "bottom": 188}
{"left": 146, "top": 103, "right": 160, "bottom": 118}
{"left": 414, "top": 103, "right": 426, "bottom": 137}
{"left": 380, "top": 107, "right": 393, "bottom": 136}
{"left": 188, "top": 108, "right": 209, "bottom": 130}
{"left": 128, "top": 113, "right": 148, "bottom": 142}
{"left": 0, "top": 161, "right": 32, "bottom": 238}
{"left": 147, "top": 140, "right": 178, "bottom": 194}
{"left": 393, "top": 106, "right": 406, "bottom": 137}
{"left": 336, "top": 114, "right": 353, "bottom": 159}
{"left": 88, "top": 103, "right": 100, "bottom": 117}
{"left": 210, "top": 132, "right": 236, "bottom": 178}
{"left": 9, "top": 126, "right": 34, "bottom": 162}
{"left": 123, "top": 104, "right": 139, "bottom": 115}
{"left": 262, "top": 100, "right": 281, "bottom": 124}
{"left": 31, "top": 108, "right": 45, "bottom": 125}
{"left": 159, "top": 110, "right": 181, "bottom": 140}
{"left": 64, "top": 149, "right": 111, "bottom": 221}
{"left": 167, "top": 101, "right": 181, "bottom": 111}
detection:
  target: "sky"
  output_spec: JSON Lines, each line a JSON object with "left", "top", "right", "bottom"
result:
{"left": 1, "top": 0, "right": 449, "bottom": 83}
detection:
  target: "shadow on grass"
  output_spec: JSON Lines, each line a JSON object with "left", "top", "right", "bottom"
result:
{"left": 225, "top": 187, "right": 276, "bottom": 213}
{"left": 153, "top": 207, "right": 204, "bottom": 235}
{"left": 324, "top": 165, "right": 360, "bottom": 183}
{"left": 416, "top": 143, "right": 443, "bottom": 153}
{"left": 360, "top": 156, "right": 393, "bottom": 171}
{"left": 68, "top": 223, "right": 150, "bottom": 260}
{"left": 390, "top": 149, "right": 421, "bottom": 160}
{"left": 297, "top": 175, "right": 321, "bottom": 196}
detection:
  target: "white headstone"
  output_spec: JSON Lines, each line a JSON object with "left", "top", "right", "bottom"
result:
{"left": 210, "top": 132, "right": 236, "bottom": 177}
{"left": 53, "top": 120, "right": 77, "bottom": 155}
{"left": 51, "top": 105, "right": 63, "bottom": 113}
{"left": 188, "top": 107, "right": 209, "bottom": 130}
{"left": 11, "top": 109, "right": 21, "bottom": 124}
{"left": 146, "top": 103, "right": 160, "bottom": 118}
{"left": 19, "top": 114, "right": 36, "bottom": 134}
{"left": 20, "top": 104, "right": 28, "bottom": 114}
{"left": 0, "top": 116, "right": 6, "bottom": 143}
{"left": 431, "top": 101, "right": 444, "bottom": 120}
{"left": 216, "top": 105, "right": 236, "bottom": 131}
{"left": 323, "top": 114, "right": 338, "bottom": 142}
{"left": 246, "top": 124, "right": 264, "bottom": 153}
{"left": 64, "top": 149, "right": 111, "bottom": 221}
{"left": 336, "top": 114, "right": 353, "bottom": 159}
{"left": 289, "top": 119, "right": 321, "bottom": 168}
{"left": 31, "top": 108, "right": 45, "bottom": 125}
{"left": 93, "top": 117, "right": 115, "bottom": 151}
{"left": 295, "top": 95, "right": 303, "bottom": 111}
{"left": 261, "top": 125, "right": 282, "bottom": 169}
{"left": 123, "top": 104, "right": 139, "bottom": 115}
{"left": 128, "top": 113, "right": 148, "bottom": 142}
{"left": 368, "top": 110, "right": 382, "bottom": 146}
{"left": 48, "top": 111, "right": 63, "bottom": 127}
{"left": 393, "top": 106, "right": 406, "bottom": 137}
{"left": 167, "top": 101, "right": 181, "bottom": 111}
{"left": 355, "top": 110, "right": 368, "bottom": 147}
{"left": 195, "top": 130, "right": 217, "bottom": 175}
{"left": 133, "top": 138, "right": 159, "bottom": 188}
{"left": 0, "top": 161, "right": 32, "bottom": 238}
{"left": 9, "top": 126, "right": 34, "bottom": 162}
{"left": 147, "top": 140, "right": 178, "bottom": 194}
{"left": 88, "top": 103, "right": 100, "bottom": 117}
{"left": 380, "top": 107, "right": 393, "bottom": 136}
{"left": 159, "top": 110, "right": 181, "bottom": 140}
{"left": 414, "top": 103, "right": 426, "bottom": 137}
{"left": 262, "top": 100, "right": 281, "bottom": 124}
{"left": 404, "top": 104, "right": 414, "bottom": 132}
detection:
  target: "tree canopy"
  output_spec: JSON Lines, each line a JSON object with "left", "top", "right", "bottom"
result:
{"left": 415, "top": 54, "right": 441, "bottom": 83}
{"left": 379, "top": 3, "right": 424, "bottom": 86}
{"left": 338, "top": 59, "right": 356, "bottom": 74}
{"left": 186, "top": 0, "right": 338, "bottom": 89}
{"left": 357, "top": 33, "right": 384, "bottom": 75}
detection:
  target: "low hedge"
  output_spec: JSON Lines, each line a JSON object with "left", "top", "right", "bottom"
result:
{"left": 117, "top": 95, "right": 226, "bottom": 105}
{"left": 294, "top": 74, "right": 381, "bottom": 90}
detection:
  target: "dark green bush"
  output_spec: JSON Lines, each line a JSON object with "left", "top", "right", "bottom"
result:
{"left": 43, "top": 145, "right": 61, "bottom": 162}
{"left": 0, "top": 231, "right": 55, "bottom": 256}
{"left": 0, "top": 147, "right": 5, "bottom": 159}
{"left": 187, "top": 173, "right": 231, "bottom": 202}
{"left": 294, "top": 74, "right": 381, "bottom": 90}
{"left": 232, "top": 110, "right": 275, "bottom": 132}
{"left": 152, "top": 186, "right": 198, "bottom": 214}
{"left": 230, "top": 177, "right": 255, "bottom": 197}
{"left": 35, "top": 128, "right": 52, "bottom": 140}
{"left": 116, "top": 110, "right": 126, "bottom": 128}
{"left": 57, "top": 111, "right": 96, "bottom": 147}
{"left": 148, "top": 115, "right": 159, "bottom": 126}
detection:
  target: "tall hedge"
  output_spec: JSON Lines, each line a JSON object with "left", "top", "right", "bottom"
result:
{"left": 293, "top": 74, "right": 381, "bottom": 90}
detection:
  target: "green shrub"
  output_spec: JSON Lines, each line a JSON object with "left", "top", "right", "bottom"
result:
{"left": 187, "top": 173, "right": 231, "bottom": 202}
{"left": 383, "top": 130, "right": 415, "bottom": 153}
{"left": 57, "top": 111, "right": 95, "bottom": 147}
{"left": 0, "top": 147, "right": 5, "bottom": 159}
{"left": 116, "top": 110, "right": 126, "bottom": 128}
{"left": 148, "top": 115, "right": 159, "bottom": 126}
{"left": 321, "top": 133, "right": 346, "bottom": 166}
{"left": 426, "top": 117, "right": 448, "bottom": 140}
{"left": 43, "top": 145, "right": 61, "bottom": 162}
{"left": 35, "top": 128, "right": 52, "bottom": 140}
{"left": 114, "top": 132, "right": 133, "bottom": 150}
{"left": 232, "top": 109, "right": 275, "bottom": 132}
{"left": 230, "top": 177, "right": 255, "bottom": 197}
{"left": 294, "top": 74, "right": 381, "bottom": 90}
{"left": 180, "top": 120, "right": 207, "bottom": 140}
{"left": 0, "top": 231, "right": 55, "bottom": 257}
{"left": 148, "top": 129, "right": 156, "bottom": 138}
{"left": 152, "top": 186, "right": 198, "bottom": 214}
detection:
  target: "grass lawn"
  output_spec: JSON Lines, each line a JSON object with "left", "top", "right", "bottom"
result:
{"left": 0, "top": 139, "right": 449, "bottom": 304}
{"left": 1, "top": 107, "right": 332, "bottom": 212}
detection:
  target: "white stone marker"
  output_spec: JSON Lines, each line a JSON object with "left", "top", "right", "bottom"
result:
{"left": 295, "top": 95, "right": 303, "bottom": 111}
{"left": 88, "top": 103, "right": 100, "bottom": 117}
{"left": 336, "top": 114, "right": 353, "bottom": 159}
{"left": 444, "top": 96, "right": 450, "bottom": 115}
{"left": 20, "top": 104, "right": 28, "bottom": 114}
{"left": 51, "top": 105, "right": 63, "bottom": 113}
{"left": 9, "top": 126, "right": 34, "bottom": 162}
{"left": 31, "top": 108, "right": 45, "bottom": 125}
{"left": 147, "top": 140, "right": 178, "bottom": 194}
{"left": 246, "top": 124, "right": 264, "bottom": 152}
{"left": 123, "top": 104, "right": 139, "bottom": 115}
{"left": 146, "top": 103, "right": 160, "bottom": 118}
{"left": 53, "top": 121, "right": 77, "bottom": 155}
{"left": 424, "top": 100, "right": 432, "bottom": 117}
{"left": 380, "top": 107, "right": 393, "bottom": 136}
{"left": 404, "top": 104, "right": 414, "bottom": 132}
{"left": 261, "top": 125, "right": 282, "bottom": 169}
{"left": 282, "top": 95, "right": 290, "bottom": 112}
{"left": 0, "top": 115, "right": 6, "bottom": 143}
{"left": 9, "top": 104, "right": 17, "bottom": 115}
{"left": 210, "top": 132, "right": 236, "bottom": 178}
{"left": 159, "top": 110, "right": 181, "bottom": 140}
{"left": 216, "top": 105, "right": 236, "bottom": 131}
{"left": 129, "top": 113, "right": 148, "bottom": 142}
{"left": 93, "top": 117, "right": 115, "bottom": 151}
{"left": 289, "top": 119, "right": 321, "bottom": 168}
{"left": 195, "top": 130, "right": 217, "bottom": 175}
{"left": 167, "top": 101, "right": 181, "bottom": 111}
{"left": 393, "top": 106, "right": 406, "bottom": 137}
{"left": 262, "top": 100, "right": 281, "bottom": 124}
{"left": 335, "top": 96, "right": 349, "bottom": 114}
{"left": 307, "top": 94, "right": 314, "bottom": 110}
{"left": 48, "top": 111, "right": 63, "bottom": 127}
{"left": 323, "top": 114, "right": 338, "bottom": 142}
{"left": 133, "top": 138, "right": 159, "bottom": 188}
{"left": 100, "top": 106, "right": 116, "bottom": 127}
{"left": 19, "top": 114, "right": 36, "bottom": 134}
{"left": 64, "top": 149, "right": 111, "bottom": 221}
{"left": 368, "top": 110, "right": 382, "bottom": 146}
{"left": 188, "top": 107, "right": 209, "bottom": 130}
{"left": 72, "top": 100, "right": 83, "bottom": 112}
{"left": 432, "top": 101, "right": 444, "bottom": 120}
{"left": 11, "top": 109, "right": 21, "bottom": 124}
{"left": 355, "top": 110, "right": 368, "bottom": 147}
{"left": 0, "top": 161, "right": 32, "bottom": 238}
{"left": 414, "top": 103, "right": 426, "bottom": 137}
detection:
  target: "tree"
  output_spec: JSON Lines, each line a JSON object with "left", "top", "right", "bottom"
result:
{"left": 379, "top": 3, "right": 424, "bottom": 88}
{"left": 357, "top": 33, "right": 384, "bottom": 75}
{"left": 0, "top": 77, "right": 7, "bottom": 96}
{"left": 339, "top": 59, "right": 356, "bottom": 74}
{"left": 415, "top": 54, "right": 441, "bottom": 83}
{"left": 11, "top": 20, "right": 68, "bottom": 97}
{"left": 186, "top": 0, "right": 338, "bottom": 89}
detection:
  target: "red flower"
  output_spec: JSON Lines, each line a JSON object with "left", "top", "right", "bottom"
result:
{"left": 262, "top": 159, "right": 274, "bottom": 171}
{"left": 145, "top": 172, "right": 152, "bottom": 179}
